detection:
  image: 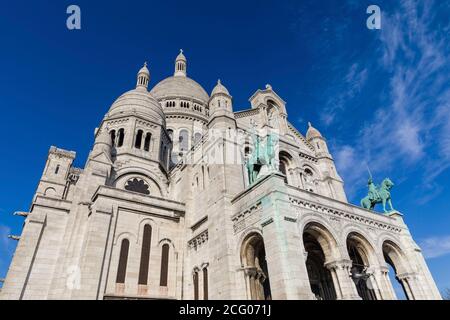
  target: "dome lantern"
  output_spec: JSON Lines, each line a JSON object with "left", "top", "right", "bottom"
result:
{"left": 136, "top": 62, "right": 150, "bottom": 90}
{"left": 174, "top": 49, "right": 187, "bottom": 77}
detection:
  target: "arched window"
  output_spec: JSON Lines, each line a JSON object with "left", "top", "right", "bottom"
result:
{"left": 167, "top": 129, "right": 174, "bottom": 141}
{"left": 303, "top": 223, "right": 337, "bottom": 300}
{"left": 179, "top": 130, "right": 189, "bottom": 151}
{"left": 125, "top": 178, "right": 150, "bottom": 195}
{"left": 118, "top": 129, "right": 125, "bottom": 147}
{"left": 279, "top": 161, "right": 287, "bottom": 183}
{"left": 160, "top": 244, "right": 170, "bottom": 287}
{"left": 203, "top": 268, "right": 208, "bottom": 300}
{"left": 116, "top": 239, "right": 130, "bottom": 284}
{"left": 193, "top": 270, "right": 199, "bottom": 300}
{"left": 55, "top": 165, "right": 60, "bottom": 174}
{"left": 347, "top": 233, "right": 377, "bottom": 300}
{"left": 110, "top": 130, "right": 116, "bottom": 146}
{"left": 194, "top": 132, "right": 202, "bottom": 144}
{"left": 135, "top": 130, "right": 143, "bottom": 149}
{"left": 279, "top": 152, "right": 292, "bottom": 184}
{"left": 138, "top": 225, "right": 152, "bottom": 285}
{"left": 144, "top": 133, "right": 151, "bottom": 151}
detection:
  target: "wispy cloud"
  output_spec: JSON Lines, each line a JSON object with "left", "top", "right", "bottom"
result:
{"left": 333, "top": 0, "right": 450, "bottom": 203}
{"left": 321, "top": 63, "right": 368, "bottom": 126}
{"left": 420, "top": 235, "right": 450, "bottom": 259}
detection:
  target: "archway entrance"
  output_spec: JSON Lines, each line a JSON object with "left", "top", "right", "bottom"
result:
{"left": 347, "top": 233, "right": 377, "bottom": 300}
{"left": 303, "top": 223, "right": 337, "bottom": 300}
{"left": 241, "top": 233, "right": 272, "bottom": 300}
{"left": 382, "top": 241, "right": 411, "bottom": 300}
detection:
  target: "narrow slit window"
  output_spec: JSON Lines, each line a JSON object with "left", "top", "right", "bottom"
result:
{"left": 135, "top": 130, "right": 143, "bottom": 149}
{"left": 138, "top": 225, "right": 152, "bottom": 285}
{"left": 159, "top": 244, "right": 170, "bottom": 287}
{"left": 116, "top": 239, "right": 130, "bottom": 284}
{"left": 203, "top": 268, "right": 208, "bottom": 300}
{"left": 144, "top": 133, "right": 151, "bottom": 151}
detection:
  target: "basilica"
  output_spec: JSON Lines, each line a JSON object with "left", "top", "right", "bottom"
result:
{"left": 0, "top": 51, "right": 441, "bottom": 300}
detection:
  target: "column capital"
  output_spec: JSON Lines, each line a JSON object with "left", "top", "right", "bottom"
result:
{"left": 325, "top": 259, "right": 353, "bottom": 271}
{"left": 397, "top": 272, "right": 418, "bottom": 281}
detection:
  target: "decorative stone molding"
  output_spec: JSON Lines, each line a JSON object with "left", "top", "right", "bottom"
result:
{"left": 106, "top": 118, "right": 129, "bottom": 126}
{"left": 261, "top": 218, "right": 274, "bottom": 228}
{"left": 397, "top": 272, "right": 419, "bottom": 281}
{"left": 188, "top": 229, "right": 208, "bottom": 251}
{"left": 135, "top": 119, "right": 158, "bottom": 129}
{"left": 234, "top": 108, "right": 260, "bottom": 119}
{"left": 289, "top": 196, "right": 402, "bottom": 233}
{"left": 231, "top": 202, "right": 262, "bottom": 233}
{"left": 284, "top": 216, "right": 297, "bottom": 223}
{"left": 49, "top": 146, "right": 76, "bottom": 159}
{"left": 286, "top": 122, "right": 315, "bottom": 151}
{"left": 298, "top": 151, "right": 318, "bottom": 163}
{"left": 324, "top": 259, "right": 353, "bottom": 272}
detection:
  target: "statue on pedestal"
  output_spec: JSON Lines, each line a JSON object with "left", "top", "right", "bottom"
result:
{"left": 245, "top": 121, "right": 279, "bottom": 185}
{"left": 361, "top": 177, "right": 395, "bottom": 213}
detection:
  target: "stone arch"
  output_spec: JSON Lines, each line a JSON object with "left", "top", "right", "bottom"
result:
{"left": 114, "top": 231, "right": 137, "bottom": 245}
{"left": 299, "top": 214, "right": 349, "bottom": 256}
{"left": 300, "top": 164, "right": 320, "bottom": 192}
{"left": 345, "top": 231, "right": 380, "bottom": 300}
{"left": 382, "top": 239, "right": 413, "bottom": 299}
{"left": 301, "top": 220, "right": 341, "bottom": 261}
{"left": 302, "top": 221, "right": 340, "bottom": 300}
{"left": 240, "top": 232, "right": 272, "bottom": 300}
{"left": 263, "top": 96, "right": 286, "bottom": 115}
{"left": 44, "top": 187, "right": 57, "bottom": 197}
{"left": 158, "top": 238, "right": 176, "bottom": 251}
{"left": 137, "top": 218, "right": 158, "bottom": 245}
{"left": 279, "top": 150, "right": 294, "bottom": 184}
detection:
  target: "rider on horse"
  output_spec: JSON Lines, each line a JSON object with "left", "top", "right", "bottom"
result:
{"left": 367, "top": 178, "right": 380, "bottom": 202}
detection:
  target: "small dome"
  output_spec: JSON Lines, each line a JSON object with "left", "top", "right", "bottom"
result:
{"left": 150, "top": 76, "right": 209, "bottom": 104}
{"left": 138, "top": 62, "right": 150, "bottom": 75}
{"left": 211, "top": 79, "right": 230, "bottom": 96}
{"left": 107, "top": 89, "right": 165, "bottom": 125}
{"left": 176, "top": 49, "right": 186, "bottom": 62}
{"left": 306, "top": 122, "right": 323, "bottom": 140}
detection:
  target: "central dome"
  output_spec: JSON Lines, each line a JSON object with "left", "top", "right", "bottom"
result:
{"left": 150, "top": 76, "right": 209, "bottom": 104}
{"left": 150, "top": 50, "right": 209, "bottom": 104}
{"left": 107, "top": 88, "right": 166, "bottom": 126}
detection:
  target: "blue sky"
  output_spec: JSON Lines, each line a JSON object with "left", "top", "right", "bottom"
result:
{"left": 0, "top": 0, "right": 449, "bottom": 297}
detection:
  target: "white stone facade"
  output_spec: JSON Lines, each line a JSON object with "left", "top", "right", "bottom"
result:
{"left": 0, "top": 52, "right": 442, "bottom": 300}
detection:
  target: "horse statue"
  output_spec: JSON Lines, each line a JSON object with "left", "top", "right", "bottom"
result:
{"left": 360, "top": 178, "right": 395, "bottom": 213}
{"left": 245, "top": 122, "right": 279, "bottom": 185}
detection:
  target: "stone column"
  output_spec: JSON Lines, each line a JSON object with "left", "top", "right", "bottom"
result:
{"left": 397, "top": 273, "right": 415, "bottom": 300}
{"left": 259, "top": 174, "right": 315, "bottom": 299}
{"left": 397, "top": 272, "right": 427, "bottom": 300}
{"left": 325, "top": 259, "right": 361, "bottom": 300}
{"left": 365, "top": 266, "right": 384, "bottom": 300}
{"left": 377, "top": 266, "right": 397, "bottom": 300}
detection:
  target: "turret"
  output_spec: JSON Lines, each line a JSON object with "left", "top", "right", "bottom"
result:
{"left": 174, "top": 49, "right": 187, "bottom": 77}
{"left": 306, "top": 122, "right": 347, "bottom": 202}
{"left": 136, "top": 62, "right": 150, "bottom": 90}
{"left": 306, "top": 122, "right": 330, "bottom": 157}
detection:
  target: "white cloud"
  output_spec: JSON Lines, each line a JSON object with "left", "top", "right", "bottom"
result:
{"left": 321, "top": 63, "right": 368, "bottom": 126}
{"left": 333, "top": 0, "right": 450, "bottom": 203}
{"left": 420, "top": 235, "right": 450, "bottom": 259}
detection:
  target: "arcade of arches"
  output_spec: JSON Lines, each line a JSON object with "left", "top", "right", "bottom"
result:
{"left": 239, "top": 224, "right": 417, "bottom": 300}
